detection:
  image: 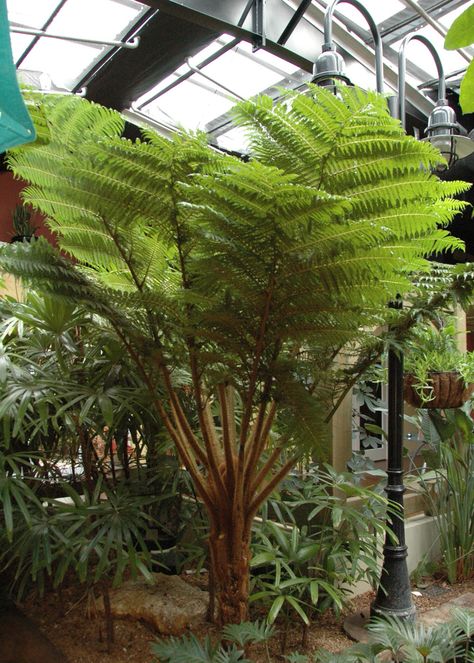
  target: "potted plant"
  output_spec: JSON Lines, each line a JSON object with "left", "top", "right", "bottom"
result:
{"left": 10, "top": 204, "right": 37, "bottom": 242}
{"left": 403, "top": 321, "right": 474, "bottom": 408}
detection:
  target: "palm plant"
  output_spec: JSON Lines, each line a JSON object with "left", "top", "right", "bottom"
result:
{"left": 0, "top": 291, "right": 160, "bottom": 483}
{"left": 284, "top": 609, "right": 474, "bottom": 662}
{"left": 0, "top": 86, "right": 469, "bottom": 624}
{"left": 151, "top": 620, "right": 274, "bottom": 663}
{"left": 368, "top": 612, "right": 472, "bottom": 662}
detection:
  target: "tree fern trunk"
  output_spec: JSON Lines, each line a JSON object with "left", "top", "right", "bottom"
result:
{"left": 208, "top": 518, "right": 252, "bottom": 625}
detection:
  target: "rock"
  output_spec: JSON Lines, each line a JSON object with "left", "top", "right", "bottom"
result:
{"left": 418, "top": 592, "right": 474, "bottom": 628}
{"left": 97, "top": 574, "right": 209, "bottom": 635}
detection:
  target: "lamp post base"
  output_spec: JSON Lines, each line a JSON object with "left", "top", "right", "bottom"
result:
{"left": 371, "top": 544, "right": 416, "bottom": 621}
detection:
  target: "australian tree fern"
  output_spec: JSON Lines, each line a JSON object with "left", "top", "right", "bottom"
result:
{"left": 0, "top": 87, "right": 470, "bottom": 624}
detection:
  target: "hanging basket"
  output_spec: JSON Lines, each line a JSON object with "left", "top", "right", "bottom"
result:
{"left": 403, "top": 371, "right": 474, "bottom": 409}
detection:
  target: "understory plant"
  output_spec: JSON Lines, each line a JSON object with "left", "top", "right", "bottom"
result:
{"left": 408, "top": 407, "right": 474, "bottom": 583}
{"left": 11, "top": 203, "right": 37, "bottom": 240}
{"left": 251, "top": 466, "right": 387, "bottom": 651}
{"left": 0, "top": 84, "right": 470, "bottom": 624}
{"left": 150, "top": 608, "right": 474, "bottom": 662}
{"left": 0, "top": 468, "right": 154, "bottom": 651}
{"left": 289, "top": 608, "right": 474, "bottom": 662}
{"left": 151, "top": 620, "right": 274, "bottom": 663}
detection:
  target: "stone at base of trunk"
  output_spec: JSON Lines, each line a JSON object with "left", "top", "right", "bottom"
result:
{"left": 96, "top": 573, "right": 209, "bottom": 635}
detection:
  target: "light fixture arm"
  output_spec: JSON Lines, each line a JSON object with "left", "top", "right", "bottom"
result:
{"left": 398, "top": 34, "right": 445, "bottom": 129}
{"left": 323, "top": 0, "right": 384, "bottom": 93}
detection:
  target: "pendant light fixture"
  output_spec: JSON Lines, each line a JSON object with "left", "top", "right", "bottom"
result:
{"left": 398, "top": 33, "right": 474, "bottom": 171}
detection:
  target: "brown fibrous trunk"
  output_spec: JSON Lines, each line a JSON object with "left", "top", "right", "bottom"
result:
{"left": 208, "top": 522, "right": 251, "bottom": 625}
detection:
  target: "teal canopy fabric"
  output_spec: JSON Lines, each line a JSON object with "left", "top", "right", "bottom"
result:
{"left": 0, "top": 0, "right": 36, "bottom": 153}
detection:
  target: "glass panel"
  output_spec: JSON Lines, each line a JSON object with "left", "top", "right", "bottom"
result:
{"left": 439, "top": 5, "right": 472, "bottom": 30}
{"left": 46, "top": 0, "right": 144, "bottom": 42}
{"left": 9, "top": 32, "right": 34, "bottom": 61}
{"left": 325, "top": 0, "right": 405, "bottom": 26}
{"left": 216, "top": 126, "right": 249, "bottom": 154}
{"left": 190, "top": 34, "right": 236, "bottom": 66}
{"left": 12, "top": 0, "right": 146, "bottom": 89}
{"left": 137, "top": 37, "right": 301, "bottom": 129}
{"left": 136, "top": 35, "right": 236, "bottom": 108}
{"left": 202, "top": 42, "right": 300, "bottom": 99}
{"left": 239, "top": 42, "right": 302, "bottom": 75}
{"left": 6, "top": 0, "right": 61, "bottom": 29}
{"left": 345, "top": 60, "right": 378, "bottom": 91}
{"left": 136, "top": 71, "right": 185, "bottom": 108}
{"left": 21, "top": 39, "right": 101, "bottom": 89}
{"left": 142, "top": 75, "right": 236, "bottom": 131}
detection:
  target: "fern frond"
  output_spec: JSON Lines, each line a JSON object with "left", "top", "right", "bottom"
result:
{"left": 4, "top": 87, "right": 472, "bottom": 462}
{"left": 221, "top": 620, "right": 275, "bottom": 645}
{"left": 0, "top": 240, "right": 147, "bottom": 343}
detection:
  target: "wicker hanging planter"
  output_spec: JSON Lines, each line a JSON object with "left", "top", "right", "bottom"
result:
{"left": 403, "top": 370, "right": 474, "bottom": 409}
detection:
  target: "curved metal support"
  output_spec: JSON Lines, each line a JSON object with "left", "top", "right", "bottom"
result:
{"left": 9, "top": 24, "right": 140, "bottom": 50}
{"left": 323, "top": 0, "right": 384, "bottom": 93}
{"left": 398, "top": 34, "right": 445, "bottom": 130}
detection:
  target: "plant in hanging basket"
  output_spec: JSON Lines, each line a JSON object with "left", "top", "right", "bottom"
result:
{"left": 10, "top": 204, "right": 37, "bottom": 243}
{"left": 404, "top": 370, "right": 474, "bottom": 408}
{"left": 403, "top": 321, "right": 474, "bottom": 409}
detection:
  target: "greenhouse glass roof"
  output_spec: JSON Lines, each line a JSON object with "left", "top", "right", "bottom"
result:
{"left": 6, "top": 0, "right": 474, "bottom": 152}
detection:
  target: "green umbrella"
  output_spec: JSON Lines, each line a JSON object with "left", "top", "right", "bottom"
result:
{"left": 0, "top": 0, "right": 36, "bottom": 153}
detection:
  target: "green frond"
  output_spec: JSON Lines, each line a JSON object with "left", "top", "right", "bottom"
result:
{"left": 0, "top": 240, "right": 148, "bottom": 343}
{"left": 3, "top": 87, "right": 472, "bottom": 458}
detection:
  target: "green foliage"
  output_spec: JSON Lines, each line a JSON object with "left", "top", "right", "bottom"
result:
{"left": 11, "top": 204, "right": 36, "bottom": 238}
{"left": 285, "top": 654, "right": 310, "bottom": 663}
{"left": 2, "top": 86, "right": 473, "bottom": 624}
{"left": 367, "top": 612, "right": 471, "bottom": 662}
{"left": 444, "top": 3, "right": 474, "bottom": 113}
{"left": 444, "top": 3, "right": 474, "bottom": 49}
{"left": 0, "top": 477, "right": 154, "bottom": 600}
{"left": 403, "top": 320, "right": 474, "bottom": 404}
{"left": 0, "top": 447, "right": 42, "bottom": 541}
{"left": 413, "top": 408, "right": 474, "bottom": 583}
{"left": 1, "top": 87, "right": 468, "bottom": 456}
{"left": 313, "top": 649, "right": 372, "bottom": 663}
{"left": 251, "top": 466, "right": 388, "bottom": 626}
{"left": 0, "top": 289, "right": 161, "bottom": 477}
{"left": 221, "top": 621, "right": 275, "bottom": 647}
{"left": 460, "top": 61, "right": 474, "bottom": 114}
{"left": 287, "top": 609, "right": 474, "bottom": 662}
{"left": 351, "top": 376, "right": 386, "bottom": 452}
{"left": 151, "top": 621, "right": 274, "bottom": 663}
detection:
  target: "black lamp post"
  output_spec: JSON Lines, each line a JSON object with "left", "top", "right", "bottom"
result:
{"left": 371, "top": 299, "right": 416, "bottom": 620}
{"left": 312, "top": 0, "right": 415, "bottom": 621}
{"left": 371, "top": 33, "right": 474, "bottom": 620}
{"left": 314, "top": 2, "right": 474, "bottom": 625}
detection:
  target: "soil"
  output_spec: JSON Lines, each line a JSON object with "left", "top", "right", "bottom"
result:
{"left": 20, "top": 574, "right": 474, "bottom": 663}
